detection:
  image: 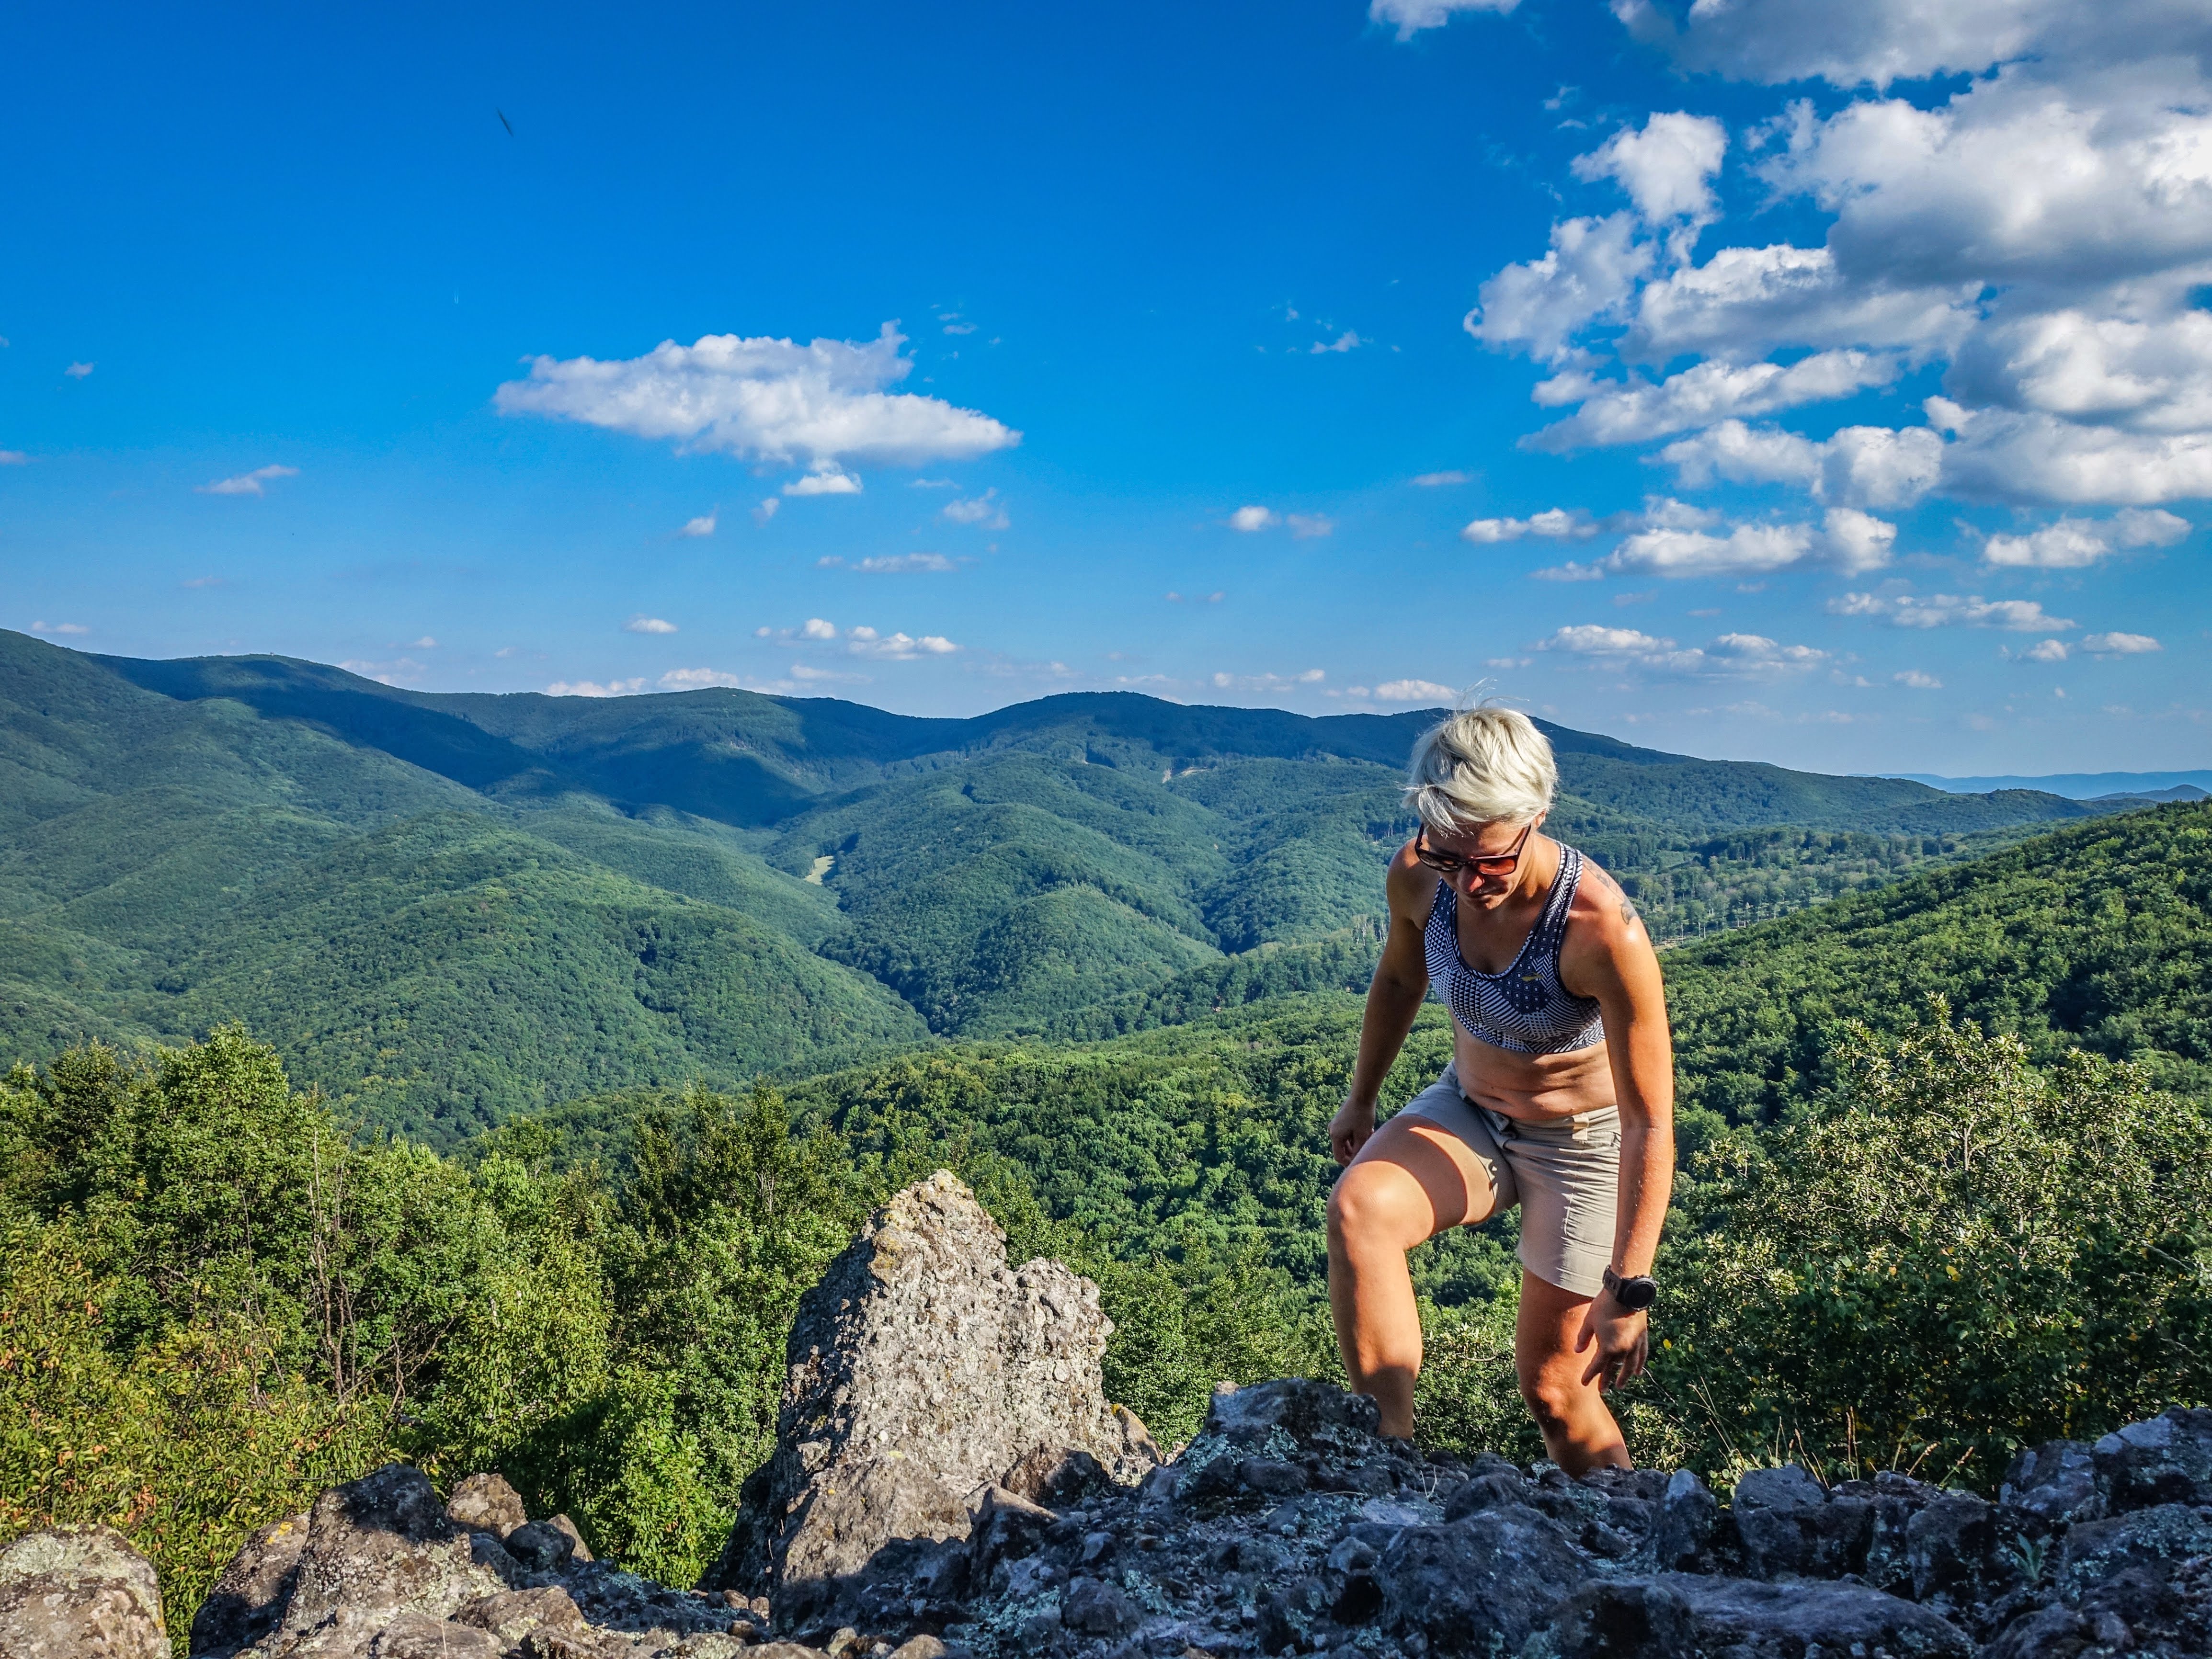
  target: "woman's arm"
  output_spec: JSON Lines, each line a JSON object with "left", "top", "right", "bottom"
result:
{"left": 1330, "top": 849, "right": 1435, "bottom": 1166}
{"left": 1560, "top": 868, "right": 1676, "bottom": 1386}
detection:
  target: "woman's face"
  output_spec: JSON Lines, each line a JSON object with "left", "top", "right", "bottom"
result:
{"left": 1419, "top": 813, "right": 1545, "bottom": 906}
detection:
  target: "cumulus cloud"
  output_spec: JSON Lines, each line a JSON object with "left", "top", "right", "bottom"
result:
{"left": 1828, "top": 591, "right": 2075, "bottom": 630}
{"left": 753, "top": 498, "right": 780, "bottom": 523}
{"left": 941, "top": 488, "right": 1008, "bottom": 528}
{"left": 1453, "top": 4, "right": 2212, "bottom": 513}
{"left": 1311, "top": 331, "right": 1363, "bottom": 354}
{"left": 1530, "top": 351, "right": 1897, "bottom": 451}
{"left": 1229, "top": 505, "right": 1278, "bottom": 531}
{"left": 784, "top": 467, "right": 862, "bottom": 496}
{"left": 1894, "top": 669, "right": 1943, "bottom": 688}
{"left": 658, "top": 667, "right": 743, "bottom": 689}
{"left": 1373, "top": 678, "right": 1459, "bottom": 702}
{"left": 847, "top": 626, "right": 959, "bottom": 659}
{"left": 1982, "top": 508, "right": 2189, "bottom": 567}
{"left": 1538, "top": 624, "right": 1827, "bottom": 675}
{"left": 30, "top": 621, "right": 88, "bottom": 636}
{"left": 801, "top": 617, "right": 837, "bottom": 640}
{"left": 1369, "top": 0, "right": 1517, "bottom": 42}
{"left": 2082, "top": 630, "right": 2163, "bottom": 655}
{"left": 1571, "top": 112, "right": 1727, "bottom": 227}
{"left": 1463, "top": 506, "right": 1609, "bottom": 543}
{"left": 1211, "top": 669, "right": 1328, "bottom": 691}
{"left": 64, "top": 362, "right": 92, "bottom": 379}
{"left": 677, "top": 513, "right": 717, "bottom": 537}
{"left": 1287, "top": 513, "right": 1334, "bottom": 538}
{"left": 1412, "top": 470, "right": 1475, "bottom": 486}
{"left": 197, "top": 464, "right": 299, "bottom": 497}
{"left": 1557, "top": 506, "right": 1895, "bottom": 580}
{"left": 547, "top": 677, "right": 648, "bottom": 697}
{"left": 2018, "top": 639, "right": 2071, "bottom": 662}
{"left": 624, "top": 615, "right": 678, "bottom": 634}
{"left": 494, "top": 323, "right": 1020, "bottom": 476}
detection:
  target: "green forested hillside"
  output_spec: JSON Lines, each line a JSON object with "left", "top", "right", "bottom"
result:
{"left": 0, "top": 628, "right": 2137, "bottom": 1137}
{"left": 1663, "top": 799, "right": 2212, "bottom": 1125}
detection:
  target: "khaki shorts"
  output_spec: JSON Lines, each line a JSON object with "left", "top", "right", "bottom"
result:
{"left": 1391, "top": 1061, "right": 1620, "bottom": 1298}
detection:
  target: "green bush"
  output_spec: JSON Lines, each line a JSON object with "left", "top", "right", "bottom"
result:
{"left": 1650, "top": 1004, "right": 2212, "bottom": 1488}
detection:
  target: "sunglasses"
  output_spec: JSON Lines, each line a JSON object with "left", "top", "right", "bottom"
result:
{"left": 1415, "top": 821, "right": 1534, "bottom": 879}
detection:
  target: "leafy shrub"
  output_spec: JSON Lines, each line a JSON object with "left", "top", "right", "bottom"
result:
{"left": 1650, "top": 1004, "right": 2212, "bottom": 1487}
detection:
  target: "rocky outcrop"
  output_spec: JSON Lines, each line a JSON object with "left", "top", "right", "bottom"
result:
{"left": 0, "top": 1524, "right": 168, "bottom": 1658}
{"left": 702, "top": 1170, "right": 1158, "bottom": 1625}
{"left": 61, "top": 1173, "right": 2212, "bottom": 1659}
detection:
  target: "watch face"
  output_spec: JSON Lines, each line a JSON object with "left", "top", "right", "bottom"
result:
{"left": 1617, "top": 1277, "right": 1658, "bottom": 1311}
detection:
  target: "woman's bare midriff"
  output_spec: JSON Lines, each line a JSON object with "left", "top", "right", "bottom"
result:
{"left": 1451, "top": 1028, "right": 1615, "bottom": 1123}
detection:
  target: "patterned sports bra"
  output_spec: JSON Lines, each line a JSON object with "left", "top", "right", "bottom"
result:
{"left": 1423, "top": 843, "right": 1606, "bottom": 1056}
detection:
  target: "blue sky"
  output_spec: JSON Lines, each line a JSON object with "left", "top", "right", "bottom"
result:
{"left": 2, "top": 0, "right": 2207, "bottom": 774}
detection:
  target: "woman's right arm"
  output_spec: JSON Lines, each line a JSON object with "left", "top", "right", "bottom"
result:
{"left": 1330, "top": 849, "right": 1434, "bottom": 1165}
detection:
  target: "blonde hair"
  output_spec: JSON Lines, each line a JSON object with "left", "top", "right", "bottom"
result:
{"left": 1403, "top": 701, "right": 1557, "bottom": 830}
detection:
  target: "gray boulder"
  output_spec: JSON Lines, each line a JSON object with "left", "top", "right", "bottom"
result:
{"left": 2004, "top": 1436, "right": 2103, "bottom": 1527}
{"left": 2096, "top": 1408, "right": 2212, "bottom": 1513}
{"left": 702, "top": 1171, "right": 1155, "bottom": 1624}
{"left": 1587, "top": 1574, "right": 1973, "bottom": 1658}
{"left": 0, "top": 1525, "right": 169, "bottom": 1659}
{"left": 444, "top": 1474, "right": 528, "bottom": 1540}
{"left": 190, "top": 1511, "right": 308, "bottom": 1659}
{"left": 1731, "top": 1463, "right": 1873, "bottom": 1580}
{"left": 1374, "top": 1505, "right": 1585, "bottom": 1654}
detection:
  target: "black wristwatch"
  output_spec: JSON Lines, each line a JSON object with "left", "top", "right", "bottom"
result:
{"left": 1602, "top": 1265, "right": 1658, "bottom": 1312}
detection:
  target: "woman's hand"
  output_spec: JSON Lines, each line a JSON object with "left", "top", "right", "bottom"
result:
{"left": 1329, "top": 1099, "right": 1378, "bottom": 1166}
{"left": 1575, "top": 1296, "right": 1651, "bottom": 1392}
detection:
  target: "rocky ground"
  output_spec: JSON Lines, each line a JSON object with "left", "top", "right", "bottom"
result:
{"left": 4, "top": 1172, "right": 2209, "bottom": 1658}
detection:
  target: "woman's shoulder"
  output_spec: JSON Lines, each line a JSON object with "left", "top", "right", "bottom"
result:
{"left": 1560, "top": 845, "right": 1647, "bottom": 950}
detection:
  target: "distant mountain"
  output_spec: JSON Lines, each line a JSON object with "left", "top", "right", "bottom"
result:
{"left": 1889, "top": 769, "right": 2212, "bottom": 799}
{"left": 0, "top": 630, "right": 2131, "bottom": 1139}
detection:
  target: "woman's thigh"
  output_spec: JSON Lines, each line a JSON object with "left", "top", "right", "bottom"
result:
{"left": 1333, "top": 1114, "right": 1508, "bottom": 1251}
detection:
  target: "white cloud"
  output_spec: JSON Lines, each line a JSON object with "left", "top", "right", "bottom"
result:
{"left": 1467, "top": 214, "right": 1652, "bottom": 364}
{"left": 941, "top": 488, "right": 1008, "bottom": 528}
{"left": 1542, "top": 625, "right": 1672, "bottom": 655}
{"left": 494, "top": 322, "right": 1020, "bottom": 472}
{"left": 658, "top": 667, "right": 743, "bottom": 689}
{"left": 2082, "top": 630, "right": 2163, "bottom": 655}
{"left": 0, "top": 451, "right": 27, "bottom": 465}
{"left": 1537, "top": 623, "right": 1827, "bottom": 675}
{"left": 1287, "top": 513, "right": 1334, "bottom": 538}
{"left": 1211, "top": 669, "right": 1328, "bottom": 692}
{"left": 753, "top": 498, "right": 779, "bottom": 523}
{"left": 847, "top": 626, "right": 959, "bottom": 659}
{"left": 1983, "top": 508, "right": 2189, "bottom": 567}
{"left": 1374, "top": 678, "right": 1459, "bottom": 702}
{"left": 1589, "top": 507, "right": 1894, "bottom": 579}
{"left": 547, "top": 678, "right": 648, "bottom": 697}
{"left": 678, "top": 513, "right": 716, "bottom": 537}
{"left": 821, "top": 553, "right": 959, "bottom": 573}
{"left": 801, "top": 617, "right": 837, "bottom": 640}
{"left": 2018, "top": 639, "right": 2071, "bottom": 662}
{"left": 1229, "top": 505, "right": 1278, "bottom": 532}
{"left": 1412, "top": 470, "right": 1475, "bottom": 486}
{"left": 784, "top": 466, "right": 862, "bottom": 497}
{"left": 1655, "top": 420, "right": 1946, "bottom": 511}
{"left": 1894, "top": 669, "right": 1943, "bottom": 688}
{"left": 1530, "top": 351, "right": 1897, "bottom": 450}
{"left": 30, "top": 620, "right": 88, "bottom": 636}
{"left": 1311, "top": 330, "right": 1363, "bottom": 354}
{"left": 1369, "top": 0, "right": 1517, "bottom": 42}
{"left": 1463, "top": 8, "right": 2212, "bottom": 509}
{"left": 64, "top": 362, "right": 92, "bottom": 379}
{"left": 624, "top": 615, "right": 678, "bottom": 634}
{"left": 1828, "top": 591, "right": 2075, "bottom": 630}
{"left": 1570, "top": 112, "right": 1728, "bottom": 226}
{"left": 1459, "top": 511, "right": 1601, "bottom": 548}
{"left": 197, "top": 463, "right": 299, "bottom": 497}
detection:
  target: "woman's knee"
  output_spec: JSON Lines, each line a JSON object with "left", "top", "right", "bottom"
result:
{"left": 1327, "top": 1163, "right": 1426, "bottom": 1252}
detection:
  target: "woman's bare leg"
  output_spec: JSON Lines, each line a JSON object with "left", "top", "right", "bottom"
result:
{"left": 1515, "top": 1269, "right": 1630, "bottom": 1473}
{"left": 1327, "top": 1117, "right": 1496, "bottom": 1438}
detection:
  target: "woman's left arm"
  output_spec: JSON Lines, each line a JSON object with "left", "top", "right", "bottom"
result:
{"left": 1562, "top": 871, "right": 1676, "bottom": 1388}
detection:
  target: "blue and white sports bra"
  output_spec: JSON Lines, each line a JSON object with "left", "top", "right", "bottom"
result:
{"left": 1423, "top": 843, "right": 1605, "bottom": 1056}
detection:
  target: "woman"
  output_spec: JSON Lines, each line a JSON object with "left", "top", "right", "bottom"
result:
{"left": 1326, "top": 704, "right": 1673, "bottom": 1472}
